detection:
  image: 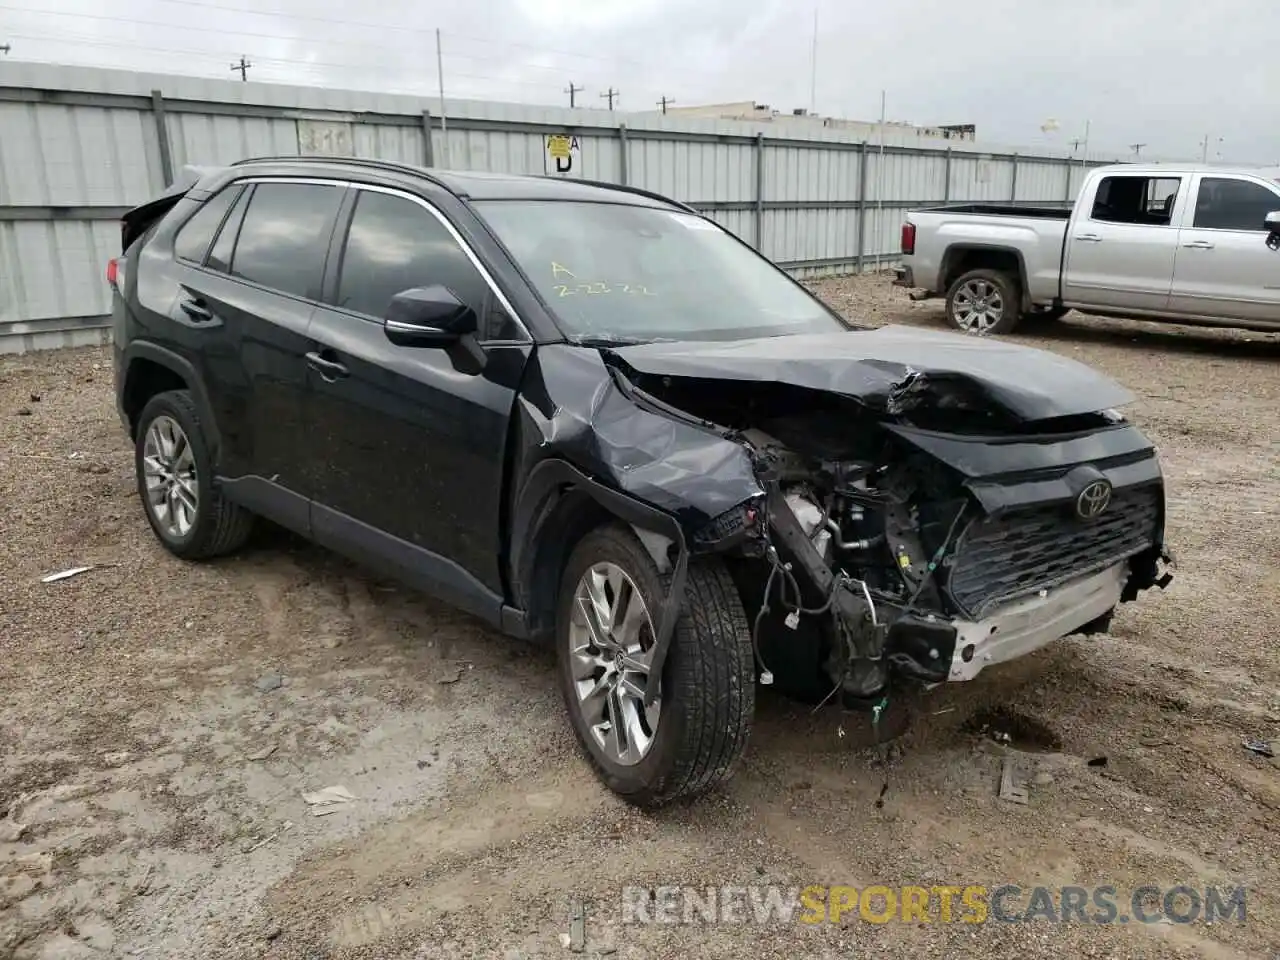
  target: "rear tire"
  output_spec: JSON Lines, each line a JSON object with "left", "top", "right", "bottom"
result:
{"left": 555, "top": 525, "right": 755, "bottom": 807}
{"left": 134, "top": 389, "right": 254, "bottom": 560}
{"left": 945, "top": 268, "right": 1021, "bottom": 335}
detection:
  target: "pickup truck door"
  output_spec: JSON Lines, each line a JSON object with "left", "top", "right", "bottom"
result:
{"left": 1061, "top": 173, "right": 1183, "bottom": 311}
{"left": 303, "top": 185, "right": 532, "bottom": 615}
{"left": 1167, "top": 174, "right": 1280, "bottom": 323}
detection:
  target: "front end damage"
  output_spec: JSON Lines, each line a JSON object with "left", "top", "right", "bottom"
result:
{"left": 599, "top": 329, "right": 1174, "bottom": 707}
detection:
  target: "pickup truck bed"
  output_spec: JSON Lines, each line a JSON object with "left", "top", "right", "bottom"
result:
{"left": 896, "top": 163, "right": 1280, "bottom": 336}
{"left": 916, "top": 203, "right": 1072, "bottom": 219}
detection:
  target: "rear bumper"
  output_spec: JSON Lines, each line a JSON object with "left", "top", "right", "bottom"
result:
{"left": 892, "top": 266, "right": 914, "bottom": 287}
{"left": 946, "top": 562, "right": 1126, "bottom": 682}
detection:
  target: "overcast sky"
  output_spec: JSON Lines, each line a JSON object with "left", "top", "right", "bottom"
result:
{"left": 2, "top": 0, "right": 1276, "bottom": 163}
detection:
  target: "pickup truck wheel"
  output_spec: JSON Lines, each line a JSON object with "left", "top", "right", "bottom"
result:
{"left": 945, "top": 269, "right": 1020, "bottom": 335}
{"left": 134, "top": 389, "right": 254, "bottom": 560}
{"left": 555, "top": 525, "right": 755, "bottom": 807}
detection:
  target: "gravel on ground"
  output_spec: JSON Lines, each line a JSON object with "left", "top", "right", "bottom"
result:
{"left": 1, "top": 275, "right": 1277, "bottom": 959}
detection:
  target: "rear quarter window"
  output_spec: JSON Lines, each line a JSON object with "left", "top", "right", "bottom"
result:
{"left": 173, "top": 185, "right": 243, "bottom": 264}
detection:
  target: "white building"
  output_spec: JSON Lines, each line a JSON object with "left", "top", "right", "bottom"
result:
{"left": 638, "top": 101, "right": 976, "bottom": 144}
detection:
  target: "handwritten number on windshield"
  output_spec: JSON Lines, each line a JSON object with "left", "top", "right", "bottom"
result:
{"left": 552, "top": 282, "right": 655, "bottom": 297}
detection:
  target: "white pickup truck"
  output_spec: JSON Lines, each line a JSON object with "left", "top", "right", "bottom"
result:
{"left": 895, "top": 163, "right": 1280, "bottom": 335}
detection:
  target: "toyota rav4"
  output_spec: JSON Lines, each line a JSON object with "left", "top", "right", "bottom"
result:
{"left": 110, "top": 157, "right": 1174, "bottom": 806}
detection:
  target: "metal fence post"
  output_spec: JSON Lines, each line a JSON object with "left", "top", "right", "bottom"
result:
{"left": 422, "top": 109, "right": 434, "bottom": 167}
{"left": 1063, "top": 158, "right": 1073, "bottom": 201}
{"left": 753, "top": 132, "right": 764, "bottom": 251}
{"left": 150, "top": 89, "right": 174, "bottom": 187}
{"left": 1010, "top": 152, "right": 1019, "bottom": 203}
{"left": 856, "top": 140, "right": 868, "bottom": 272}
{"left": 618, "top": 123, "right": 629, "bottom": 185}
{"left": 943, "top": 147, "right": 952, "bottom": 202}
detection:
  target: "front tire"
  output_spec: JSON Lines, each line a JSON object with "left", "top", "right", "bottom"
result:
{"left": 555, "top": 525, "right": 755, "bottom": 807}
{"left": 945, "top": 268, "right": 1021, "bottom": 335}
{"left": 134, "top": 389, "right": 254, "bottom": 560}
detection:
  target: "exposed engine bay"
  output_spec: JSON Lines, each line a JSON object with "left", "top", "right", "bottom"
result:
{"left": 609, "top": 357, "right": 1175, "bottom": 709}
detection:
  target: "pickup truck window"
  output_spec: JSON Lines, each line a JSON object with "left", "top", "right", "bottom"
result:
{"left": 1192, "top": 177, "right": 1280, "bottom": 231}
{"left": 1091, "top": 176, "right": 1181, "bottom": 226}
{"left": 473, "top": 200, "right": 845, "bottom": 343}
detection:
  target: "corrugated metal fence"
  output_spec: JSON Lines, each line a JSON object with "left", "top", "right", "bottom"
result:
{"left": 0, "top": 63, "right": 1110, "bottom": 354}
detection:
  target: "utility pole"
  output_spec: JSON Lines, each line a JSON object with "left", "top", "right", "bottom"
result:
{"left": 657, "top": 95, "right": 675, "bottom": 114}
{"left": 809, "top": 6, "right": 818, "bottom": 116}
{"left": 1200, "top": 135, "right": 1223, "bottom": 163}
{"left": 564, "top": 82, "right": 583, "bottom": 108}
{"left": 600, "top": 87, "right": 618, "bottom": 110}
{"left": 435, "top": 29, "right": 450, "bottom": 167}
{"left": 0, "top": 43, "right": 10, "bottom": 56}
{"left": 230, "top": 55, "right": 252, "bottom": 81}
{"left": 1129, "top": 143, "right": 1145, "bottom": 160}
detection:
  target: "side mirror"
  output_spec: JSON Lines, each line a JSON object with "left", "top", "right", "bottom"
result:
{"left": 1265, "top": 211, "right": 1280, "bottom": 233}
{"left": 383, "top": 286, "right": 477, "bottom": 346}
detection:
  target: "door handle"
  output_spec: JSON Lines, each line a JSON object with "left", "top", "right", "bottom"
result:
{"left": 306, "top": 351, "right": 349, "bottom": 381}
{"left": 1075, "top": 233, "right": 1103, "bottom": 242}
{"left": 179, "top": 298, "right": 213, "bottom": 321}
{"left": 1182, "top": 240, "right": 1215, "bottom": 249}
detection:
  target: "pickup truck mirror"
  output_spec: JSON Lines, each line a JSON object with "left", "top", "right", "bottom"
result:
{"left": 383, "top": 286, "right": 478, "bottom": 346}
{"left": 1265, "top": 211, "right": 1280, "bottom": 233}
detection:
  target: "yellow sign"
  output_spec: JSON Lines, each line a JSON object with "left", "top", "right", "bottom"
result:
{"left": 545, "top": 134, "right": 581, "bottom": 175}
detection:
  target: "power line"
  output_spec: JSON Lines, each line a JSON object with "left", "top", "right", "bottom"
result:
{"left": 657, "top": 95, "right": 675, "bottom": 114}
{"left": 18, "top": 0, "right": 643, "bottom": 66}
{"left": 564, "top": 82, "right": 583, "bottom": 108}
{"left": 601, "top": 87, "right": 619, "bottom": 110}
{"left": 0, "top": 5, "right": 647, "bottom": 83}
{"left": 230, "top": 54, "right": 251, "bottom": 81}
{"left": 2, "top": 31, "right": 584, "bottom": 94}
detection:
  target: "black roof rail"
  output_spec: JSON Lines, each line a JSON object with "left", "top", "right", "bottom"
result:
{"left": 229, "top": 156, "right": 700, "bottom": 213}
{"left": 230, "top": 155, "right": 453, "bottom": 190}
{"left": 544, "top": 176, "right": 701, "bottom": 215}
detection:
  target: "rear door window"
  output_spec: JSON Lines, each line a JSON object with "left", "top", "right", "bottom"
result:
{"left": 230, "top": 182, "right": 346, "bottom": 300}
{"left": 173, "top": 184, "right": 242, "bottom": 264}
{"left": 1090, "top": 176, "right": 1181, "bottom": 226}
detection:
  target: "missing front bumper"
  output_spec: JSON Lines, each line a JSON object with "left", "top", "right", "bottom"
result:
{"left": 945, "top": 562, "right": 1127, "bottom": 682}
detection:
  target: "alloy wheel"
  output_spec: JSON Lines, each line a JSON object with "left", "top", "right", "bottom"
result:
{"left": 567, "top": 561, "right": 660, "bottom": 766}
{"left": 953, "top": 278, "right": 1005, "bottom": 333}
{"left": 142, "top": 415, "right": 199, "bottom": 538}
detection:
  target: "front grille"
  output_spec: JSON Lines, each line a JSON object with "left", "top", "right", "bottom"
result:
{"left": 946, "top": 484, "right": 1161, "bottom": 618}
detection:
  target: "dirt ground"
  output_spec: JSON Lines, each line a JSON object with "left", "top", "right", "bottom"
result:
{"left": 2, "top": 276, "right": 1278, "bottom": 960}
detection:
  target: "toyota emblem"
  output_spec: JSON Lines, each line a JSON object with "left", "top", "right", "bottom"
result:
{"left": 1075, "top": 480, "right": 1112, "bottom": 520}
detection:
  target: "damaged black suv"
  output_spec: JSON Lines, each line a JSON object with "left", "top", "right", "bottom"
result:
{"left": 110, "top": 157, "right": 1173, "bottom": 806}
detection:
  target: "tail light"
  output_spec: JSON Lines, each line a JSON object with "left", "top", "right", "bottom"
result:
{"left": 901, "top": 222, "right": 916, "bottom": 256}
{"left": 106, "top": 258, "right": 119, "bottom": 287}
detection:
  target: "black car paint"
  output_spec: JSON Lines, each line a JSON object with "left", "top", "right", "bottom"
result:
{"left": 114, "top": 157, "right": 1171, "bottom": 698}
{"left": 608, "top": 326, "right": 1136, "bottom": 422}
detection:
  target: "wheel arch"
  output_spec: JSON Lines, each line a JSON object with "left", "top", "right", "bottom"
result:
{"left": 940, "top": 243, "right": 1031, "bottom": 310}
{"left": 121, "top": 342, "right": 221, "bottom": 459}
{"left": 510, "top": 458, "right": 689, "bottom": 699}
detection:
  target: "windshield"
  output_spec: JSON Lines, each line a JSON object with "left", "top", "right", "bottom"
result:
{"left": 472, "top": 200, "right": 846, "bottom": 343}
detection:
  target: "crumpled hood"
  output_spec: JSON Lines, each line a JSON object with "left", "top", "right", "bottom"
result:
{"left": 607, "top": 325, "right": 1135, "bottom": 421}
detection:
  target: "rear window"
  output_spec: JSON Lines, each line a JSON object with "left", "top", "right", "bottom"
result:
{"left": 230, "top": 182, "right": 345, "bottom": 299}
{"left": 173, "top": 185, "right": 242, "bottom": 264}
